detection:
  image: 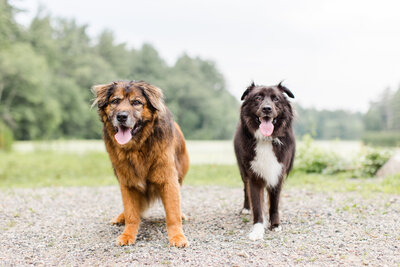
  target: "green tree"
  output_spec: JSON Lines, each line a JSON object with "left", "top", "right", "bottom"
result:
{"left": 0, "top": 0, "right": 19, "bottom": 48}
{"left": 128, "top": 44, "right": 169, "bottom": 85}
{"left": 364, "top": 88, "right": 394, "bottom": 131}
{"left": 165, "top": 54, "right": 238, "bottom": 139}
{"left": 96, "top": 30, "right": 131, "bottom": 79}
{"left": 390, "top": 86, "right": 400, "bottom": 130}
{"left": 294, "top": 105, "right": 364, "bottom": 140}
{"left": 0, "top": 1, "right": 240, "bottom": 140}
{"left": 0, "top": 43, "right": 61, "bottom": 139}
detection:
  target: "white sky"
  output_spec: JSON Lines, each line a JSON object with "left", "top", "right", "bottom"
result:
{"left": 14, "top": 0, "right": 400, "bottom": 112}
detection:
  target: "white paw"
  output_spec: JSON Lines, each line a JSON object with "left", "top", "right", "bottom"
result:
{"left": 240, "top": 208, "right": 251, "bottom": 215}
{"left": 248, "top": 223, "right": 264, "bottom": 240}
{"left": 272, "top": 225, "right": 282, "bottom": 232}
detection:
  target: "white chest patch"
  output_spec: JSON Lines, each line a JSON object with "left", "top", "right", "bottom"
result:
{"left": 250, "top": 130, "right": 283, "bottom": 188}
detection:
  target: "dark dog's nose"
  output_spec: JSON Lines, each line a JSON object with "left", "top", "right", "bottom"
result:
{"left": 116, "top": 112, "right": 128, "bottom": 122}
{"left": 262, "top": 106, "right": 272, "bottom": 113}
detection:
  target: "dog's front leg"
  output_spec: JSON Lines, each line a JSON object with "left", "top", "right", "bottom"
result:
{"left": 116, "top": 184, "right": 142, "bottom": 246}
{"left": 158, "top": 178, "right": 188, "bottom": 248}
{"left": 267, "top": 180, "right": 283, "bottom": 231}
{"left": 248, "top": 178, "right": 265, "bottom": 240}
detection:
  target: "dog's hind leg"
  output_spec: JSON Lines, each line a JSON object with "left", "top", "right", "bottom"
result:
{"left": 240, "top": 180, "right": 251, "bottom": 214}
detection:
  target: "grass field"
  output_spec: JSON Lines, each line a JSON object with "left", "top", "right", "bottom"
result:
{"left": 1, "top": 148, "right": 399, "bottom": 194}
{"left": 12, "top": 139, "right": 365, "bottom": 164}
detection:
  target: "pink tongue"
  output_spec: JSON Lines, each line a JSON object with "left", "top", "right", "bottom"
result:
{"left": 115, "top": 126, "right": 132, "bottom": 145}
{"left": 260, "top": 119, "right": 274, "bottom": 136}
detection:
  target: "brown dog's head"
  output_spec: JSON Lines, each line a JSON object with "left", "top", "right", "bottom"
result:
{"left": 92, "top": 81, "right": 165, "bottom": 145}
{"left": 240, "top": 81, "right": 294, "bottom": 138}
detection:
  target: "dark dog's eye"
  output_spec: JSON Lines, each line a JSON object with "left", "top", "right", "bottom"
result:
{"left": 255, "top": 96, "right": 262, "bottom": 102}
{"left": 132, "top": 100, "right": 142, "bottom": 106}
{"left": 272, "top": 96, "right": 279, "bottom": 102}
{"left": 111, "top": 99, "right": 120, "bottom": 105}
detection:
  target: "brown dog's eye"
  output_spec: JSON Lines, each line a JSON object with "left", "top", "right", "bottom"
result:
{"left": 272, "top": 96, "right": 279, "bottom": 102}
{"left": 132, "top": 100, "right": 142, "bottom": 106}
{"left": 255, "top": 96, "right": 262, "bottom": 102}
{"left": 111, "top": 99, "right": 120, "bottom": 105}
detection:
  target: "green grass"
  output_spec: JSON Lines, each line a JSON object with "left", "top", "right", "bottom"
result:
{"left": 287, "top": 171, "right": 400, "bottom": 195}
{"left": 0, "top": 151, "right": 399, "bottom": 195}
{"left": 186, "top": 164, "right": 241, "bottom": 187}
{"left": 0, "top": 151, "right": 242, "bottom": 187}
{"left": 0, "top": 151, "right": 115, "bottom": 187}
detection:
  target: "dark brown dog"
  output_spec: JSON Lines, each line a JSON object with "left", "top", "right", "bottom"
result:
{"left": 92, "top": 80, "right": 189, "bottom": 247}
{"left": 234, "top": 82, "right": 295, "bottom": 240}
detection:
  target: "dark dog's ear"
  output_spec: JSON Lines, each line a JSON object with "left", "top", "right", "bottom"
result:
{"left": 91, "top": 82, "right": 115, "bottom": 109}
{"left": 241, "top": 81, "right": 256, "bottom": 101}
{"left": 278, "top": 81, "right": 294, "bottom": 99}
{"left": 138, "top": 83, "right": 166, "bottom": 113}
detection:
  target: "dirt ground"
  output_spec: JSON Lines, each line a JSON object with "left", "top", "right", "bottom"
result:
{"left": 0, "top": 185, "right": 399, "bottom": 266}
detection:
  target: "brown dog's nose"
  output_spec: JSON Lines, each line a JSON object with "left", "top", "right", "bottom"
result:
{"left": 262, "top": 106, "right": 272, "bottom": 113}
{"left": 116, "top": 112, "right": 128, "bottom": 122}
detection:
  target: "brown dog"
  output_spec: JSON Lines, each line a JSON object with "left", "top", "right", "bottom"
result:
{"left": 92, "top": 80, "right": 189, "bottom": 247}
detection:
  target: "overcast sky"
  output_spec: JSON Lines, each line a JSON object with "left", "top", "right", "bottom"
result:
{"left": 14, "top": 0, "right": 400, "bottom": 112}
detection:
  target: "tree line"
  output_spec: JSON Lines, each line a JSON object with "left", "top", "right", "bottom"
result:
{"left": 295, "top": 86, "right": 400, "bottom": 141}
{"left": 1, "top": 0, "right": 399, "bottom": 142}
{"left": 0, "top": 0, "right": 238, "bottom": 140}
{"left": 294, "top": 105, "right": 364, "bottom": 140}
{"left": 364, "top": 87, "right": 400, "bottom": 132}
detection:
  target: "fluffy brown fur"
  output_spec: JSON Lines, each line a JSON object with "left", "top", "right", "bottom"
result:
{"left": 92, "top": 80, "right": 189, "bottom": 247}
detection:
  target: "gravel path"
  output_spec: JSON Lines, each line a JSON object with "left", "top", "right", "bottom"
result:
{"left": 0, "top": 186, "right": 399, "bottom": 266}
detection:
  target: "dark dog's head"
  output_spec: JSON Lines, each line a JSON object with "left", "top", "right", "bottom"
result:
{"left": 240, "top": 82, "right": 294, "bottom": 138}
{"left": 92, "top": 80, "right": 165, "bottom": 146}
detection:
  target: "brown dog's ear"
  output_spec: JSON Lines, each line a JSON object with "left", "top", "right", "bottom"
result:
{"left": 138, "top": 83, "right": 166, "bottom": 113}
{"left": 278, "top": 81, "right": 294, "bottom": 99}
{"left": 91, "top": 82, "right": 115, "bottom": 109}
{"left": 241, "top": 81, "right": 256, "bottom": 101}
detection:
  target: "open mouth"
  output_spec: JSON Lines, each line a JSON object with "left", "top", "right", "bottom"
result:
{"left": 257, "top": 116, "right": 277, "bottom": 137}
{"left": 114, "top": 123, "right": 141, "bottom": 145}
{"left": 256, "top": 117, "right": 277, "bottom": 125}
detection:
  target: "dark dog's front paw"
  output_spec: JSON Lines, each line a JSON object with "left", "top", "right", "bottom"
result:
{"left": 270, "top": 224, "right": 282, "bottom": 232}
{"left": 248, "top": 223, "right": 265, "bottom": 240}
{"left": 240, "top": 208, "right": 251, "bottom": 215}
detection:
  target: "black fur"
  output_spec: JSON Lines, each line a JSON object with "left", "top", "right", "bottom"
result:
{"left": 234, "top": 82, "right": 295, "bottom": 231}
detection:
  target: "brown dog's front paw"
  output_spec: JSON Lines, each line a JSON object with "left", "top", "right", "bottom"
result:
{"left": 169, "top": 234, "right": 188, "bottom": 248}
{"left": 116, "top": 234, "right": 135, "bottom": 246}
{"left": 110, "top": 213, "right": 125, "bottom": 225}
{"left": 181, "top": 213, "right": 187, "bottom": 221}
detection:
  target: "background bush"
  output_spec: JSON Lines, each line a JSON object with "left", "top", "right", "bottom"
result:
{"left": 294, "top": 135, "right": 392, "bottom": 177}
{"left": 352, "top": 147, "right": 392, "bottom": 177}
{"left": 294, "top": 135, "right": 350, "bottom": 174}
